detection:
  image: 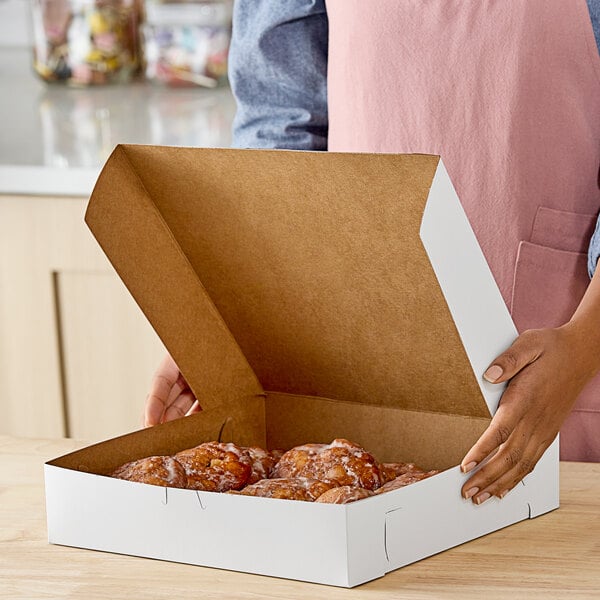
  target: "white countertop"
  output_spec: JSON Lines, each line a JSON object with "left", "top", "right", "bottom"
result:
{"left": 0, "top": 48, "right": 237, "bottom": 197}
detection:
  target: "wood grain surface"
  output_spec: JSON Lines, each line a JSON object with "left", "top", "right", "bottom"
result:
{"left": 1, "top": 435, "right": 598, "bottom": 599}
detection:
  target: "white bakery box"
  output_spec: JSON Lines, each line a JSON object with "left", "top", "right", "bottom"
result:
{"left": 44, "top": 147, "right": 559, "bottom": 588}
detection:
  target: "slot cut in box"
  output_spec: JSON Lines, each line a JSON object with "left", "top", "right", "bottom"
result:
{"left": 45, "top": 147, "right": 559, "bottom": 587}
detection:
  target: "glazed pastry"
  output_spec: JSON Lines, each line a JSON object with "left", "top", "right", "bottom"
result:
{"left": 175, "top": 442, "right": 252, "bottom": 492}
{"left": 271, "top": 443, "right": 328, "bottom": 477}
{"left": 242, "top": 446, "right": 279, "bottom": 484}
{"left": 269, "top": 448, "right": 285, "bottom": 463}
{"left": 375, "top": 469, "right": 440, "bottom": 494}
{"left": 315, "top": 485, "right": 374, "bottom": 504}
{"left": 109, "top": 438, "right": 438, "bottom": 498}
{"left": 272, "top": 439, "right": 382, "bottom": 490}
{"left": 380, "top": 462, "right": 424, "bottom": 483}
{"left": 110, "top": 455, "right": 187, "bottom": 489}
{"left": 232, "top": 477, "right": 334, "bottom": 501}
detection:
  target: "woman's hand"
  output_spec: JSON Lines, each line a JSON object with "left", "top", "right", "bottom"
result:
{"left": 144, "top": 354, "right": 200, "bottom": 427}
{"left": 460, "top": 322, "right": 600, "bottom": 504}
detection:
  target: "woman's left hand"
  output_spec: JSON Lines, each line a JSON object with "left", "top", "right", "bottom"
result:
{"left": 460, "top": 322, "right": 599, "bottom": 505}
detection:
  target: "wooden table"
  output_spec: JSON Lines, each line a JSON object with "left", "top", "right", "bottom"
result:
{"left": 1, "top": 435, "right": 599, "bottom": 599}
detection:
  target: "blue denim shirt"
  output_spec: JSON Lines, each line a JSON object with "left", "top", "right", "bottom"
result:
{"left": 229, "top": 0, "right": 600, "bottom": 277}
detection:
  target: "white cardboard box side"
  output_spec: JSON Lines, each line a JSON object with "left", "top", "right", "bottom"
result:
{"left": 45, "top": 465, "right": 352, "bottom": 586}
{"left": 421, "top": 159, "right": 518, "bottom": 416}
{"left": 520, "top": 436, "right": 560, "bottom": 517}
{"left": 342, "top": 458, "right": 558, "bottom": 587}
{"left": 45, "top": 453, "right": 557, "bottom": 588}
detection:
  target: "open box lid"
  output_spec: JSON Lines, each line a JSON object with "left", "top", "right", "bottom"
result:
{"left": 85, "top": 146, "right": 517, "bottom": 420}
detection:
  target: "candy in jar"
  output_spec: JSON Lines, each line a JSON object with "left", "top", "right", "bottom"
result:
{"left": 31, "top": 0, "right": 143, "bottom": 85}
{"left": 143, "top": 0, "right": 232, "bottom": 87}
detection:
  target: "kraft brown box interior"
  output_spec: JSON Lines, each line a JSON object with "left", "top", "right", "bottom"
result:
{"left": 45, "top": 146, "right": 559, "bottom": 587}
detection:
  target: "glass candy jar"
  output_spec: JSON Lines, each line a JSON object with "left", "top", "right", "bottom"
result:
{"left": 143, "top": 0, "right": 232, "bottom": 87}
{"left": 31, "top": 0, "right": 143, "bottom": 85}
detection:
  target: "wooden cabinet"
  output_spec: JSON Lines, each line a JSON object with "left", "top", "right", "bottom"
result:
{"left": 0, "top": 194, "right": 166, "bottom": 440}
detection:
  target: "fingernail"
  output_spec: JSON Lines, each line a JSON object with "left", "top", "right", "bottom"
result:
{"left": 461, "top": 461, "right": 477, "bottom": 473}
{"left": 499, "top": 489, "right": 509, "bottom": 499}
{"left": 474, "top": 492, "right": 491, "bottom": 505}
{"left": 483, "top": 365, "right": 503, "bottom": 383}
{"left": 464, "top": 487, "right": 479, "bottom": 499}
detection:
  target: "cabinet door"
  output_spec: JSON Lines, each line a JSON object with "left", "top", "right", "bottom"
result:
{"left": 0, "top": 194, "right": 165, "bottom": 439}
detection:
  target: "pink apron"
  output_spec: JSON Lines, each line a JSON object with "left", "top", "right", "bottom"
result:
{"left": 326, "top": 0, "right": 600, "bottom": 461}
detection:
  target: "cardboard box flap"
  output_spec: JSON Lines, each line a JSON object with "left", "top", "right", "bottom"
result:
{"left": 84, "top": 146, "right": 264, "bottom": 412}
{"left": 47, "top": 399, "right": 267, "bottom": 475}
{"left": 86, "top": 145, "right": 498, "bottom": 419}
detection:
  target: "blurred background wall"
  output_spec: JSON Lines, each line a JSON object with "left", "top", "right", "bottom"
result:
{"left": 0, "top": 0, "right": 237, "bottom": 442}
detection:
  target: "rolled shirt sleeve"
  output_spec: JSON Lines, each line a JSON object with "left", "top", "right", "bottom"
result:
{"left": 588, "top": 215, "right": 600, "bottom": 278}
{"left": 585, "top": 7, "right": 600, "bottom": 277}
{"left": 584, "top": 0, "right": 600, "bottom": 269}
{"left": 229, "top": 0, "right": 329, "bottom": 150}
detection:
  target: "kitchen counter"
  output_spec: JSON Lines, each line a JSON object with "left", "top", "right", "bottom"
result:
{"left": 0, "top": 48, "right": 236, "bottom": 196}
{"left": 1, "top": 434, "right": 599, "bottom": 599}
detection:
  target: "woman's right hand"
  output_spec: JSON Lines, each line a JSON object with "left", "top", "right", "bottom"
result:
{"left": 144, "top": 354, "right": 200, "bottom": 427}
